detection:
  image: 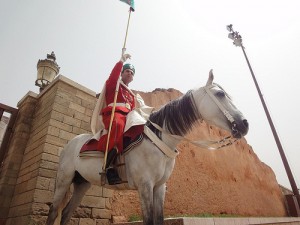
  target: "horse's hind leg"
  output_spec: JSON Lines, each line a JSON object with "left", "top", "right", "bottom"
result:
{"left": 153, "top": 184, "right": 166, "bottom": 225}
{"left": 46, "top": 174, "right": 73, "bottom": 225}
{"left": 61, "top": 178, "right": 91, "bottom": 225}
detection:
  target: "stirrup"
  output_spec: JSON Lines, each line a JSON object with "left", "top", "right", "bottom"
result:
{"left": 106, "top": 168, "right": 122, "bottom": 185}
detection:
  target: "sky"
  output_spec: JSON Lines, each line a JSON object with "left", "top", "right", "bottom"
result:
{"left": 0, "top": 0, "right": 300, "bottom": 190}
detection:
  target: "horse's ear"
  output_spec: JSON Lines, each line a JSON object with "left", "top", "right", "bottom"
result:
{"left": 206, "top": 69, "right": 214, "bottom": 86}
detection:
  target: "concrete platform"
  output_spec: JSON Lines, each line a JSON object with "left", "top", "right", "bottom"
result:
{"left": 114, "top": 217, "right": 300, "bottom": 225}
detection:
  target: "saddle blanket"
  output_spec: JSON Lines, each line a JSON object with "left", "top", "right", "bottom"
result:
{"left": 79, "top": 133, "right": 144, "bottom": 158}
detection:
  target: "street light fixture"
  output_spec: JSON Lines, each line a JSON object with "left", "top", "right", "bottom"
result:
{"left": 35, "top": 52, "right": 60, "bottom": 92}
{"left": 227, "top": 24, "right": 242, "bottom": 47}
{"left": 226, "top": 24, "right": 300, "bottom": 212}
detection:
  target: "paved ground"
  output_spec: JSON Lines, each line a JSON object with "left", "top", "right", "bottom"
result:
{"left": 114, "top": 217, "right": 300, "bottom": 225}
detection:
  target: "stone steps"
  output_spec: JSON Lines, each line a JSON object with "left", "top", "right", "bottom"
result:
{"left": 114, "top": 217, "right": 300, "bottom": 225}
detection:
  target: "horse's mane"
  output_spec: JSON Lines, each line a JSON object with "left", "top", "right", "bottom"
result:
{"left": 148, "top": 91, "right": 200, "bottom": 137}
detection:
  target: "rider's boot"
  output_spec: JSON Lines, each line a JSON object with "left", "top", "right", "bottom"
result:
{"left": 105, "top": 148, "right": 122, "bottom": 185}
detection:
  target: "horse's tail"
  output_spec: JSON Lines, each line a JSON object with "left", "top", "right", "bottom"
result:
{"left": 53, "top": 188, "right": 70, "bottom": 225}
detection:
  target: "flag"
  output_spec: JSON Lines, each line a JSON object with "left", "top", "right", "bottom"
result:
{"left": 120, "top": 0, "right": 135, "bottom": 11}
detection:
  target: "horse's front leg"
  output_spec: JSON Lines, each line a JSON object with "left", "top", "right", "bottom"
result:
{"left": 153, "top": 184, "right": 166, "bottom": 225}
{"left": 137, "top": 181, "right": 154, "bottom": 225}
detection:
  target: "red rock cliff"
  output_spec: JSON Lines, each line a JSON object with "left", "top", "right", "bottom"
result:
{"left": 111, "top": 88, "right": 286, "bottom": 220}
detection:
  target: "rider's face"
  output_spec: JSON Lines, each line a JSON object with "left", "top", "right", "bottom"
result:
{"left": 121, "top": 69, "right": 134, "bottom": 86}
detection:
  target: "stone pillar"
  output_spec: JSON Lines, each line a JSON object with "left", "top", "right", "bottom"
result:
{"left": 0, "top": 92, "right": 38, "bottom": 225}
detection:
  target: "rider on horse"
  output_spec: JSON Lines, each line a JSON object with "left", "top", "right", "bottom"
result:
{"left": 92, "top": 49, "right": 136, "bottom": 185}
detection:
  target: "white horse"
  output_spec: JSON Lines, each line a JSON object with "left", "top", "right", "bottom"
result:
{"left": 46, "top": 71, "right": 248, "bottom": 225}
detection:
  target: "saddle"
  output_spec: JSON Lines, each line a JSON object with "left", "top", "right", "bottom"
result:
{"left": 79, "top": 131, "right": 144, "bottom": 187}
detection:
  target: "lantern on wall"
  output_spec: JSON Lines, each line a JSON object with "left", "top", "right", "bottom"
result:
{"left": 35, "top": 51, "right": 60, "bottom": 92}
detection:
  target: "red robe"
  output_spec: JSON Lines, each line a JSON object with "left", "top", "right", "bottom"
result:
{"left": 97, "top": 61, "right": 136, "bottom": 153}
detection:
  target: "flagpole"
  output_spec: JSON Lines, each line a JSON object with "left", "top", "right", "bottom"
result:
{"left": 123, "top": 9, "right": 132, "bottom": 48}
{"left": 102, "top": 76, "right": 122, "bottom": 171}
{"left": 102, "top": 8, "right": 133, "bottom": 171}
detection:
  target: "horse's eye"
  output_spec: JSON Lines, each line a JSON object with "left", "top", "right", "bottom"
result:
{"left": 216, "top": 91, "right": 225, "bottom": 98}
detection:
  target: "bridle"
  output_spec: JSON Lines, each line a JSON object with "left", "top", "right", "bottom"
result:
{"left": 204, "top": 84, "right": 235, "bottom": 123}
{"left": 148, "top": 84, "right": 239, "bottom": 150}
{"left": 203, "top": 84, "right": 241, "bottom": 138}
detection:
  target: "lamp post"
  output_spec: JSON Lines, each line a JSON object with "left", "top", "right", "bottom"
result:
{"left": 35, "top": 52, "right": 60, "bottom": 92}
{"left": 226, "top": 24, "right": 300, "bottom": 209}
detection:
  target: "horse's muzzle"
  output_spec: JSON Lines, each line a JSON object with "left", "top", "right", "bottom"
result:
{"left": 231, "top": 119, "right": 249, "bottom": 138}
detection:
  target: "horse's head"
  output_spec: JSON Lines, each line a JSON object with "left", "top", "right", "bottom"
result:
{"left": 192, "top": 70, "right": 249, "bottom": 138}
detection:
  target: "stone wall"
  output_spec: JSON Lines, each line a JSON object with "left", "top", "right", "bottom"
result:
{"left": 0, "top": 75, "right": 112, "bottom": 225}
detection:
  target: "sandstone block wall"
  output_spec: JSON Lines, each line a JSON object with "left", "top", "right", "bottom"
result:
{"left": 0, "top": 76, "right": 112, "bottom": 225}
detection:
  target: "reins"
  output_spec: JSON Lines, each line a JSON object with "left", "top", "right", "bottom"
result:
{"left": 147, "top": 120, "right": 237, "bottom": 150}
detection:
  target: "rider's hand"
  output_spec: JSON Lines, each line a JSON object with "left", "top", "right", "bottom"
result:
{"left": 120, "top": 48, "right": 131, "bottom": 62}
{"left": 122, "top": 48, "right": 126, "bottom": 55}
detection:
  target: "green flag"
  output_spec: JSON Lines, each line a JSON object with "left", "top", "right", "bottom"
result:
{"left": 120, "top": 0, "right": 135, "bottom": 11}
